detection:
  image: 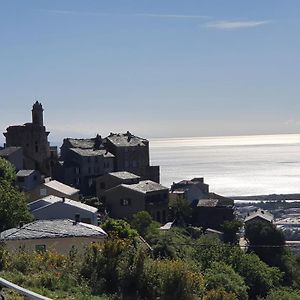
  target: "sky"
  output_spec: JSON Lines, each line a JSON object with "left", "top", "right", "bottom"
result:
{"left": 1, "top": 0, "right": 300, "bottom": 144}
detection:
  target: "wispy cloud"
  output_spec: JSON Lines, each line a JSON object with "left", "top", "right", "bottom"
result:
{"left": 39, "top": 9, "right": 210, "bottom": 20}
{"left": 205, "top": 20, "right": 271, "bottom": 30}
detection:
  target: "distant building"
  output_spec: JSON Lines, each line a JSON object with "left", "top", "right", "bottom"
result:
{"left": 28, "top": 195, "right": 98, "bottom": 225}
{"left": 191, "top": 193, "right": 235, "bottom": 230}
{"left": 16, "top": 170, "right": 41, "bottom": 192}
{"left": 61, "top": 148, "right": 115, "bottom": 195}
{"left": 58, "top": 131, "right": 159, "bottom": 195}
{"left": 3, "top": 102, "right": 54, "bottom": 176}
{"left": 104, "top": 132, "right": 160, "bottom": 183}
{"left": 104, "top": 180, "right": 169, "bottom": 223}
{"left": 96, "top": 171, "right": 141, "bottom": 200}
{"left": 0, "top": 219, "right": 107, "bottom": 255}
{"left": 0, "top": 146, "right": 23, "bottom": 171}
{"left": 29, "top": 179, "right": 80, "bottom": 201}
{"left": 170, "top": 178, "right": 209, "bottom": 205}
{"left": 244, "top": 209, "right": 274, "bottom": 225}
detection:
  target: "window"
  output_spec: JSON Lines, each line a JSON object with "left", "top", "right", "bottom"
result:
{"left": 17, "top": 177, "right": 25, "bottom": 182}
{"left": 35, "top": 141, "right": 38, "bottom": 153}
{"left": 125, "top": 161, "right": 129, "bottom": 168}
{"left": 88, "top": 167, "right": 91, "bottom": 174}
{"left": 132, "top": 160, "right": 137, "bottom": 168}
{"left": 87, "top": 157, "right": 91, "bottom": 163}
{"left": 120, "top": 198, "right": 131, "bottom": 206}
{"left": 35, "top": 244, "right": 46, "bottom": 252}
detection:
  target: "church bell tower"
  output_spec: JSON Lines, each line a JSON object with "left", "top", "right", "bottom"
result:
{"left": 32, "top": 101, "right": 44, "bottom": 126}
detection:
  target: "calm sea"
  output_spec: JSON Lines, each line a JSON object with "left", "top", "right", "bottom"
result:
{"left": 149, "top": 134, "right": 300, "bottom": 197}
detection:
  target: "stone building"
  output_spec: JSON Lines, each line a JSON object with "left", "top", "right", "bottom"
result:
{"left": 96, "top": 171, "right": 141, "bottom": 200}
{"left": 170, "top": 178, "right": 209, "bottom": 205}
{"left": 0, "top": 146, "right": 23, "bottom": 171}
{"left": 103, "top": 180, "right": 169, "bottom": 223}
{"left": 104, "top": 132, "right": 160, "bottom": 183}
{"left": 3, "top": 102, "right": 52, "bottom": 176}
{"left": 58, "top": 132, "right": 160, "bottom": 195}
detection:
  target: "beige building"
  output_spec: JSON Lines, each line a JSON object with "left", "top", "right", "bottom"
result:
{"left": 0, "top": 219, "right": 107, "bottom": 255}
{"left": 29, "top": 179, "right": 80, "bottom": 201}
{"left": 104, "top": 180, "right": 169, "bottom": 223}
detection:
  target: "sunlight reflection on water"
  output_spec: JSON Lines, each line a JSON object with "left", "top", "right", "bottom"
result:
{"left": 150, "top": 134, "right": 300, "bottom": 196}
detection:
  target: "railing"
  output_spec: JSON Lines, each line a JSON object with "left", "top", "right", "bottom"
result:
{"left": 0, "top": 277, "right": 52, "bottom": 300}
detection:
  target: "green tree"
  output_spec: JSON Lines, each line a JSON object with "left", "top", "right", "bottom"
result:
{"left": 263, "top": 288, "right": 300, "bottom": 300}
{"left": 101, "top": 218, "right": 138, "bottom": 239}
{"left": 0, "top": 157, "right": 16, "bottom": 183}
{"left": 222, "top": 220, "right": 243, "bottom": 244}
{"left": 131, "top": 211, "right": 160, "bottom": 237}
{"left": 205, "top": 262, "right": 248, "bottom": 300}
{"left": 169, "top": 196, "right": 191, "bottom": 226}
{"left": 245, "top": 221, "right": 285, "bottom": 268}
{"left": 0, "top": 159, "right": 32, "bottom": 232}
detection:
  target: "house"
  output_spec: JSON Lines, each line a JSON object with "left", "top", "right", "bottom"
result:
{"left": 104, "top": 132, "right": 160, "bottom": 183}
{"left": 0, "top": 219, "right": 107, "bottom": 255}
{"left": 28, "top": 195, "right": 98, "bottom": 225}
{"left": 16, "top": 170, "right": 41, "bottom": 192}
{"left": 3, "top": 102, "right": 55, "bottom": 176}
{"left": 192, "top": 194, "right": 234, "bottom": 230}
{"left": 244, "top": 209, "right": 274, "bottom": 225}
{"left": 29, "top": 180, "right": 80, "bottom": 201}
{"left": 61, "top": 148, "right": 115, "bottom": 195}
{"left": 0, "top": 146, "right": 23, "bottom": 171}
{"left": 96, "top": 171, "right": 141, "bottom": 200}
{"left": 103, "top": 180, "right": 169, "bottom": 223}
{"left": 170, "top": 178, "right": 209, "bottom": 205}
{"left": 57, "top": 132, "right": 160, "bottom": 195}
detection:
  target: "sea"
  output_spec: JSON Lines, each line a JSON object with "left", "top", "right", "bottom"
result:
{"left": 149, "top": 134, "right": 300, "bottom": 197}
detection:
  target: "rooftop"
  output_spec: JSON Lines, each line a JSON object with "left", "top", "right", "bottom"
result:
{"left": 70, "top": 148, "right": 114, "bottom": 158}
{"left": 16, "top": 170, "right": 36, "bottom": 177}
{"left": 0, "top": 146, "right": 22, "bottom": 157}
{"left": 106, "top": 131, "right": 148, "bottom": 147}
{"left": 108, "top": 171, "right": 141, "bottom": 180}
{"left": 29, "top": 195, "right": 98, "bottom": 213}
{"left": 65, "top": 138, "right": 97, "bottom": 149}
{"left": 44, "top": 180, "right": 79, "bottom": 196}
{"left": 244, "top": 209, "right": 274, "bottom": 223}
{"left": 0, "top": 219, "right": 107, "bottom": 241}
{"left": 123, "top": 180, "right": 168, "bottom": 194}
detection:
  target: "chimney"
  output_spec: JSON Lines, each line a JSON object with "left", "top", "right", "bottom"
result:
{"left": 62, "top": 197, "right": 65, "bottom": 203}
{"left": 74, "top": 214, "right": 80, "bottom": 225}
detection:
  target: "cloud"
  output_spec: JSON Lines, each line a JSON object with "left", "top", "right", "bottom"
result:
{"left": 205, "top": 20, "right": 270, "bottom": 30}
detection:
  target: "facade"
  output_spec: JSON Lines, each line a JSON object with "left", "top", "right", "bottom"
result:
{"left": 0, "top": 219, "right": 107, "bottom": 255}
{"left": 0, "top": 146, "right": 23, "bottom": 171}
{"left": 192, "top": 194, "right": 235, "bottom": 230}
{"left": 62, "top": 148, "right": 115, "bottom": 195}
{"left": 29, "top": 179, "right": 80, "bottom": 201}
{"left": 170, "top": 178, "right": 209, "bottom": 205}
{"left": 3, "top": 102, "right": 53, "bottom": 176}
{"left": 16, "top": 170, "right": 41, "bottom": 192}
{"left": 28, "top": 195, "right": 98, "bottom": 225}
{"left": 96, "top": 171, "right": 141, "bottom": 200}
{"left": 103, "top": 180, "right": 169, "bottom": 223}
{"left": 104, "top": 132, "right": 160, "bottom": 183}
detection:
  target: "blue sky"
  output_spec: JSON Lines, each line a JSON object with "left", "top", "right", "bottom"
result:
{"left": 1, "top": 0, "right": 300, "bottom": 143}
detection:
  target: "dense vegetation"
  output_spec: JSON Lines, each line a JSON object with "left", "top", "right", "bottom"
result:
{"left": 1, "top": 215, "right": 299, "bottom": 300}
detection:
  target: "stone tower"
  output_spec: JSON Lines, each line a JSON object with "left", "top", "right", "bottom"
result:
{"left": 4, "top": 102, "right": 51, "bottom": 176}
{"left": 32, "top": 101, "right": 44, "bottom": 126}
